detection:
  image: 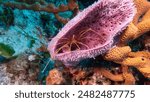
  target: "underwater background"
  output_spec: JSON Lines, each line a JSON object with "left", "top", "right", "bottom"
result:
{"left": 0, "top": 0, "right": 149, "bottom": 85}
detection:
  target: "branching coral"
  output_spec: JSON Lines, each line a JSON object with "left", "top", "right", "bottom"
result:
{"left": 3, "top": 0, "right": 79, "bottom": 24}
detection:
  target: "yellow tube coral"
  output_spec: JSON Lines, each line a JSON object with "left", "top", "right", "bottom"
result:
{"left": 104, "top": 46, "right": 131, "bottom": 63}
{"left": 141, "top": 9, "right": 150, "bottom": 21}
{"left": 119, "top": 23, "right": 138, "bottom": 45}
{"left": 136, "top": 19, "right": 150, "bottom": 38}
{"left": 122, "top": 51, "right": 150, "bottom": 78}
{"left": 118, "top": 0, "right": 150, "bottom": 45}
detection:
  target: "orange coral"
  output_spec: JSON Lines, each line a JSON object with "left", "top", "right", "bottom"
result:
{"left": 122, "top": 66, "right": 135, "bottom": 85}
{"left": 133, "top": 0, "right": 150, "bottom": 24}
{"left": 104, "top": 0, "right": 150, "bottom": 81}
{"left": 136, "top": 19, "right": 150, "bottom": 37}
{"left": 98, "top": 67, "right": 135, "bottom": 85}
{"left": 122, "top": 51, "right": 150, "bottom": 78}
{"left": 119, "top": 23, "right": 138, "bottom": 45}
{"left": 104, "top": 46, "right": 131, "bottom": 63}
{"left": 141, "top": 9, "right": 150, "bottom": 21}
{"left": 118, "top": 0, "right": 150, "bottom": 45}
{"left": 119, "top": 17, "right": 150, "bottom": 46}
{"left": 105, "top": 0, "right": 150, "bottom": 60}
{"left": 97, "top": 68, "right": 124, "bottom": 82}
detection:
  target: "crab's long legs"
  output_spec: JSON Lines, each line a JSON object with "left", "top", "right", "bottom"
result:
{"left": 79, "top": 28, "right": 106, "bottom": 40}
{"left": 79, "top": 28, "right": 93, "bottom": 38}
{"left": 56, "top": 41, "right": 68, "bottom": 46}
{"left": 55, "top": 30, "right": 92, "bottom": 53}
{"left": 80, "top": 36, "right": 101, "bottom": 41}
{"left": 77, "top": 41, "right": 89, "bottom": 49}
{"left": 74, "top": 42, "right": 81, "bottom": 50}
{"left": 55, "top": 42, "right": 70, "bottom": 54}
{"left": 68, "top": 35, "right": 81, "bottom": 50}
{"left": 89, "top": 28, "right": 106, "bottom": 39}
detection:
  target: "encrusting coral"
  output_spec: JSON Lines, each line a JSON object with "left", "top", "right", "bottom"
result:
{"left": 3, "top": 0, "right": 79, "bottom": 24}
{"left": 48, "top": 0, "right": 136, "bottom": 66}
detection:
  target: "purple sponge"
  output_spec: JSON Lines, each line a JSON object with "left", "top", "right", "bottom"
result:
{"left": 48, "top": 0, "right": 136, "bottom": 66}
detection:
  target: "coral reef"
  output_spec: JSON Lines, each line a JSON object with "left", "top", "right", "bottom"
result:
{"left": 0, "top": 0, "right": 149, "bottom": 85}
{"left": 103, "top": 0, "right": 150, "bottom": 84}
{"left": 46, "top": 66, "right": 136, "bottom": 85}
{"left": 48, "top": 0, "right": 136, "bottom": 66}
{"left": 46, "top": 67, "right": 112, "bottom": 85}
{"left": 46, "top": 0, "right": 150, "bottom": 85}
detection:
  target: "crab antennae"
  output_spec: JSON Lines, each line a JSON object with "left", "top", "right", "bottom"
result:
{"left": 55, "top": 42, "right": 70, "bottom": 54}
